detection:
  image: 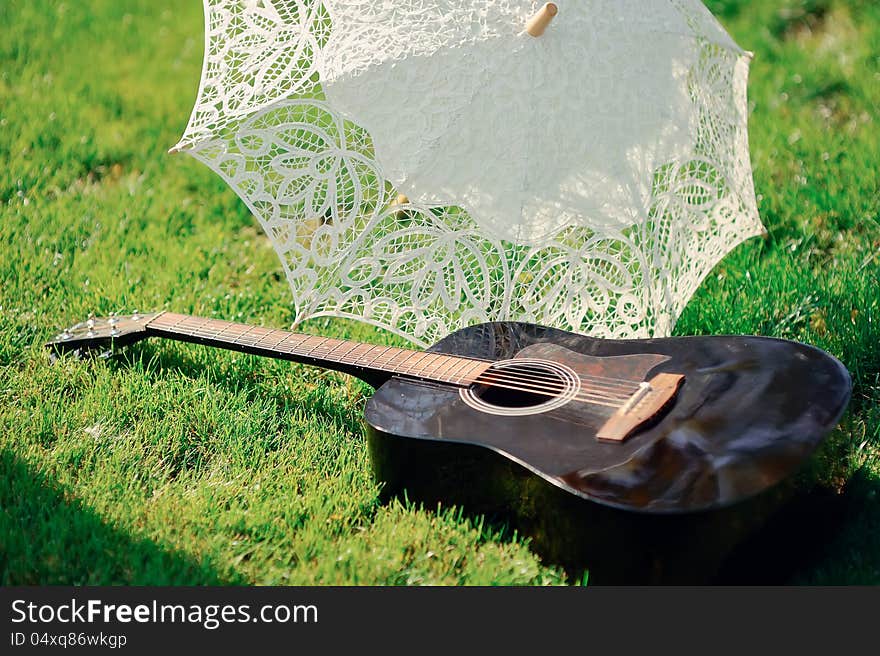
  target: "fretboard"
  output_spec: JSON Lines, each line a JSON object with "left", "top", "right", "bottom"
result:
{"left": 146, "top": 312, "right": 491, "bottom": 388}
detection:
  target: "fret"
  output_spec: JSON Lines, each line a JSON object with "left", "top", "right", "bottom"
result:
{"left": 304, "top": 337, "right": 331, "bottom": 358}
{"left": 439, "top": 356, "right": 459, "bottom": 380}
{"left": 167, "top": 313, "right": 189, "bottom": 331}
{"left": 430, "top": 355, "right": 460, "bottom": 383}
{"left": 201, "top": 318, "right": 222, "bottom": 339}
{"left": 461, "top": 360, "right": 488, "bottom": 383}
{"left": 286, "top": 333, "right": 315, "bottom": 358}
{"left": 181, "top": 315, "right": 209, "bottom": 338}
{"left": 272, "top": 330, "right": 299, "bottom": 353}
{"left": 154, "top": 312, "right": 180, "bottom": 330}
{"left": 232, "top": 324, "right": 258, "bottom": 346}
{"left": 174, "top": 314, "right": 199, "bottom": 334}
{"left": 223, "top": 321, "right": 251, "bottom": 344}
{"left": 324, "top": 339, "right": 350, "bottom": 358}
{"left": 434, "top": 355, "right": 455, "bottom": 375}
{"left": 272, "top": 330, "right": 293, "bottom": 351}
{"left": 294, "top": 335, "right": 317, "bottom": 354}
{"left": 248, "top": 327, "right": 272, "bottom": 347}
{"left": 377, "top": 347, "right": 407, "bottom": 369}
{"left": 447, "top": 356, "right": 478, "bottom": 384}
{"left": 346, "top": 343, "right": 373, "bottom": 364}
{"left": 199, "top": 318, "right": 225, "bottom": 340}
{"left": 444, "top": 358, "right": 473, "bottom": 383}
{"left": 455, "top": 358, "right": 477, "bottom": 385}
{"left": 211, "top": 319, "right": 236, "bottom": 344}
{"left": 252, "top": 327, "right": 276, "bottom": 347}
{"left": 316, "top": 338, "right": 343, "bottom": 357}
{"left": 294, "top": 335, "right": 318, "bottom": 355}
{"left": 192, "top": 318, "right": 216, "bottom": 338}
{"left": 237, "top": 326, "right": 260, "bottom": 347}
{"left": 419, "top": 353, "right": 443, "bottom": 373}
{"left": 389, "top": 349, "right": 421, "bottom": 374}
{"left": 343, "top": 342, "right": 361, "bottom": 360}
{"left": 400, "top": 351, "right": 432, "bottom": 376}
{"left": 169, "top": 314, "right": 194, "bottom": 334}
{"left": 335, "top": 341, "right": 361, "bottom": 363}
{"left": 149, "top": 312, "right": 170, "bottom": 329}
{"left": 367, "top": 345, "right": 394, "bottom": 368}
{"left": 242, "top": 326, "right": 264, "bottom": 347}
{"left": 419, "top": 353, "right": 443, "bottom": 376}
{"left": 176, "top": 316, "right": 199, "bottom": 337}
{"left": 253, "top": 328, "right": 280, "bottom": 349}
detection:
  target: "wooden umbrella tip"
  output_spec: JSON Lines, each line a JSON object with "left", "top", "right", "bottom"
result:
{"left": 525, "top": 3, "right": 559, "bottom": 37}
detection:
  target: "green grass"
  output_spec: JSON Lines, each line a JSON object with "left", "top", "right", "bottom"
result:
{"left": 1, "top": 0, "right": 878, "bottom": 585}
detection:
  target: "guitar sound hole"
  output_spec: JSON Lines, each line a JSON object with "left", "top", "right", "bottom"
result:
{"left": 460, "top": 359, "right": 581, "bottom": 417}
{"left": 475, "top": 365, "right": 563, "bottom": 408}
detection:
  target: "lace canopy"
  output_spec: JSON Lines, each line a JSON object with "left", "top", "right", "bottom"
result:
{"left": 174, "top": 0, "right": 764, "bottom": 346}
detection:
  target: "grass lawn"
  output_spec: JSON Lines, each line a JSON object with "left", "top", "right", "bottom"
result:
{"left": 1, "top": 0, "right": 878, "bottom": 585}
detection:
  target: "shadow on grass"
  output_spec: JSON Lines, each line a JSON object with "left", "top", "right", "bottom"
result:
{"left": 797, "top": 467, "right": 880, "bottom": 584}
{"left": 714, "top": 485, "right": 848, "bottom": 584}
{"left": 0, "top": 448, "right": 236, "bottom": 585}
{"left": 716, "top": 467, "right": 880, "bottom": 584}
{"left": 113, "top": 341, "right": 366, "bottom": 425}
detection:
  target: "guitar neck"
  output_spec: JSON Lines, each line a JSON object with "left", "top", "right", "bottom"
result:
{"left": 146, "top": 312, "right": 490, "bottom": 389}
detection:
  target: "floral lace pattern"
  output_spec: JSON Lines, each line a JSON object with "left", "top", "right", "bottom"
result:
{"left": 176, "top": 1, "right": 763, "bottom": 347}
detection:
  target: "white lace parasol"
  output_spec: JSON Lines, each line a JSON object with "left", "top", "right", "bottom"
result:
{"left": 173, "top": 0, "right": 764, "bottom": 346}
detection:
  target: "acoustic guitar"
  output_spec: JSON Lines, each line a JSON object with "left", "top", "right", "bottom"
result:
{"left": 47, "top": 312, "right": 851, "bottom": 583}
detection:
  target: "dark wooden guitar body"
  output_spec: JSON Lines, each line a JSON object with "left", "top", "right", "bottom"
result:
{"left": 47, "top": 313, "right": 851, "bottom": 583}
{"left": 365, "top": 322, "right": 851, "bottom": 583}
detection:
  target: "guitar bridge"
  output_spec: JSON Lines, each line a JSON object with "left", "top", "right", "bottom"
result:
{"left": 596, "top": 373, "right": 685, "bottom": 443}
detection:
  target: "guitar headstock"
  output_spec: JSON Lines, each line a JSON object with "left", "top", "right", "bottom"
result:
{"left": 46, "top": 312, "right": 160, "bottom": 358}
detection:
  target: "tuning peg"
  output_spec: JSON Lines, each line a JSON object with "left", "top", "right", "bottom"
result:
{"left": 86, "top": 318, "right": 96, "bottom": 336}
{"left": 131, "top": 310, "right": 140, "bottom": 321}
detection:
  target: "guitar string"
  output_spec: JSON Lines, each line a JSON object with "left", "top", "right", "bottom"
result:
{"left": 443, "top": 357, "right": 641, "bottom": 392}
{"left": 467, "top": 380, "right": 626, "bottom": 406}
{"left": 146, "top": 320, "right": 638, "bottom": 405}
{"left": 466, "top": 379, "right": 622, "bottom": 408}
{"left": 146, "top": 320, "right": 643, "bottom": 406}
{"left": 146, "top": 319, "right": 636, "bottom": 406}
{"left": 150, "top": 323, "right": 634, "bottom": 406}
{"left": 153, "top": 321, "right": 631, "bottom": 407}
{"left": 149, "top": 315, "right": 645, "bottom": 387}
{"left": 149, "top": 313, "right": 639, "bottom": 385}
{"left": 474, "top": 372, "right": 632, "bottom": 402}
{"left": 431, "top": 353, "right": 645, "bottom": 387}
{"left": 473, "top": 367, "right": 634, "bottom": 396}
{"left": 479, "top": 363, "right": 639, "bottom": 395}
